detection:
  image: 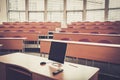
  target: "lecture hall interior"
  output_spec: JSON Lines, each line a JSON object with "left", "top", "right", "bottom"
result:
{"left": 0, "top": 0, "right": 120, "bottom": 80}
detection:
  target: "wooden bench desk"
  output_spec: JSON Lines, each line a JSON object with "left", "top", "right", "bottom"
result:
{"left": 53, "top": 32, "right": 120, "bottom": 44}
{"left": 40, "top": 39, "right": 120, "bottom": 64}
{"left": 0, "top": 37, "right": 26, "bottom": 52}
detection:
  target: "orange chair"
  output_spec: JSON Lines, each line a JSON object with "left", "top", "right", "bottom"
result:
{"left": 60, "top": 38, "right": 71, "bottom": 41}
{"left": 98, "top": 40, "right": 112, "bottom": 44}
{"left": 79, "top": 39, "right": 91, "bottom": 42}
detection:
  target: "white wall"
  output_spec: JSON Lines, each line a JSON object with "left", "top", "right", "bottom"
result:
{"left": 0, "top": 0, "right": 7, "bottom": 24}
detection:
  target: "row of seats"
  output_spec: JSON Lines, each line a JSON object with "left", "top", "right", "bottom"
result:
{"left": 53, "top": 33, "right": 120, "bottom": 44}
{"left": 2, "top": 21, "right": 61, "bottom": 26}
{"left": 67, "top": 21, "right": 120, "bottom": 30}
{"left": 70, "top": 21, "right": 120, "bottom": 26}
{"left": 0, "top": 22, "right": 61, "bottom": 31}
{"left": 0, "top": 31, "right": 39, "bottom": 41}
{"left": 60, "top": 28, "right": 120, "bottom": 34}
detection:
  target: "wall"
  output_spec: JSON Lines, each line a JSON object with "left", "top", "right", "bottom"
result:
{"left": 0, "top": 0, "right": 7, "bottom": 24}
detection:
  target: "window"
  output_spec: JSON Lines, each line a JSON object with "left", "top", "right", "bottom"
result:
{"left": 67, "top": 0, "right": 83, "bottom": 23}
{"left": 87, "top": 0, "right": 104, "bottom": 9}
{"left": 109, "top": 0, "right": 120, "bottom": 8}
{"left": 47, "top": 12, "right": 63, "bottom": 22}
{"left": 8, "top": 12, "right": 25, "bottom": 22}
{"left": 108, "top": 0, "right": 120, "bottom": 21}
{"left": 67, "top": 12, "right": 82, "bottom": 23}
{"left": 86, "top": 0, "right": 105, "bottom": 21}
{"left": 108, "top": 9, "right": 120, "bottom": 21}
{"left": 47, "top": 0, "right": 63, "bottom": 23}
{"left": 29, "top": 0, "right": 44, "bottom": 11}
{"left": 28, "top": 0, "right": 44, "bottom": 21}
{"left": 8, "top": 0, "right": 26, "bottom": 21}
{"left": 47, "top": 0, "right": 63, "bottom": 11}
{"left": 29, "top": 12, "right": 44, "bottom": 22}
{"left": 7, "top": 0, "right": 120, "bottom": 23}
{"left": 67, "top": 0, "right": 83, "bottom": 10}
{"left": 8, "top": 0, "right": 25, "bottom": 10}
{"left": 86, "top": 10, "right": 104, "bottom": 21}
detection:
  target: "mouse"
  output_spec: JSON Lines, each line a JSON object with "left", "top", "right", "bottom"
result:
{"left": 40, "top": 62, "right": 46, "bottom": 65}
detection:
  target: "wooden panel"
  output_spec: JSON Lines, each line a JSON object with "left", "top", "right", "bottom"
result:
{"left": 0, "top": 62, "right": 6, "bottom": 80}
{"left": 40, "top": 39, "right": 120, "bottom": 64}
{"left": 66, "top": 43, "right": 120, "bottom": 64}
{"left": 40, "top": 41, "right": 51, "bottom": 53}
{"left": 32, "top": 73, "right": 56, "bottom": 80}
{"left": 53, "top": 33, "right": 120, "bottom": 44}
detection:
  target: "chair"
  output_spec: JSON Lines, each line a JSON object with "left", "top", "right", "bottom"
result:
{"left": 98, "top": 40, "right": 112, "bottom": 44}
{"left": 94, "top": 27, "right": 99, "bottom": 29}
{"left": 0, "top": 25, "right": 4, "bottom": 28}
{"left": 13, "top": 36, "right": 22, "bottom": 38}
{"left": 16, "top": 30, "right": 23, "bottom": 32}
{"left": 19, "top": 26, "right": 24, "bottom": 28}
{"left": 108, "top": 32, "right": 119, "bottom": 34}
{"left": 72, "top": 31, "right": 79, "bottom": 33}
{"left": 9, "top": 26, "right": 14, "bottom": 28}
{"left": 107, "top": 27, "right": 114, "bottom": 29}
{"left": 60, "top": 38, "right": 70, "bottom": 41}
{"left": 59, "top": 30, "right": 66, "bottom": 32}
{"left": 4, "top": 30, "right": 10, "bottom": 32}
{"left": 29, "top": 30, "right": 35, "bottom": 32}
{"left": 91, "top": 32, "right": 99, "bottom": 34}
{"left": 0, "top": 36, "right": 4, "bottom": 37}
{"left": 78, "top": 39, "right": 90, "bottom": 42}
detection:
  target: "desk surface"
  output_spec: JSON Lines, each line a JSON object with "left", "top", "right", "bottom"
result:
{"left": 39, "top": 39, "right": 120, "bottom": 48}
{"left": 0, "top": 53, "right": 99, "bottom": 80}
{"left": 54, "top": 32, "right": 120, "bottom": 37}
{"left": 0, "top": 37, "right": 27, "bottom": 40}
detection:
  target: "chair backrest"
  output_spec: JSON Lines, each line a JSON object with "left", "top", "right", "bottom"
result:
{"left": 98, "top": 40, "right": 112, "bottom": 44}
{"left": 13, "top": 36, "right": 22, "bottom": 37}
{"left": 29, "top": 30, "right": 35, "bottom": 32}
{"left": 0, "top": 36, "right": 4, "bottom": 37}
{"left": 72, "top": 31, "right": 79, "bottom": 33}
{"left": 79, "top": 39, "right": 91, "bottom": 42}
{"left": 108, "top": 32, "right": 119, "bottom": 34}
{"left": 91, "top": 32, "right": 99, "bottom": 34}
{"left": 61, "top": 38, "right": 70, "bottom": 41}
{"left": 60, "top": 30, "right": 66, "bottom": 32}
{"left": 17, "top": 30, "right": 23, "bottom": 32}
{"left": 4, "top": 30, "right": 10, "bottom": 32}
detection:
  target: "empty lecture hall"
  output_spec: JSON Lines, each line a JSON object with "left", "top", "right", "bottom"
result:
{"left": 0, "top": 0, "right": 120, "bottom": 80}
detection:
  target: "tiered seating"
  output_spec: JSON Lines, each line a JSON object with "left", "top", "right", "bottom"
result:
{"left": 53, "top": 32, "right": 120, "bottom": 44}
{"left": 0, "top": 22, "right": 61, "bottom": 51}
{"left": 0, "top": 22, "right": 61, "bottom": 41}
{"left": 62, "top": 21, "right": 120, "bottom": 34}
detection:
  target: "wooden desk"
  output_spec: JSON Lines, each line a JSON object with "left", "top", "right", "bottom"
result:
{"left": 53, "top": 32, "right": 120, "bottom": 44}
{"left": 40, "top": 39, "right": 120, "bottom": 64}
{"left": 0, "top": 53, "right": 99, "bottom": 80}
{"left": 0, "top": 37, "right": 26, "bottom": 52}
{"left": 0, "top": 31, "right": 40, "bottom": 41}
{"left": 61, "top": 28, "right": 120, "bottom": 34}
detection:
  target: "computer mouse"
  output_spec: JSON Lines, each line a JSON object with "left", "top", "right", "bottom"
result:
{"left": 40, "top": 62, "right": 46, "bottom": 65}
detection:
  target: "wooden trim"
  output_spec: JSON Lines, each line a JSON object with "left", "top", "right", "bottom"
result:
{"left": 82, "top": 0, "right": 87, "bottom": 21}
{"left": 25, "top": 0, "right": 29, "bottom": 21}
{"left": 44, "top": 0, "right": 47, "bottom": 22}
{"left": 105, "top": 0, "right": 109, "bottom": 21}
{"left": 63, "top": 0, "right": 67, "bottom": 25}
